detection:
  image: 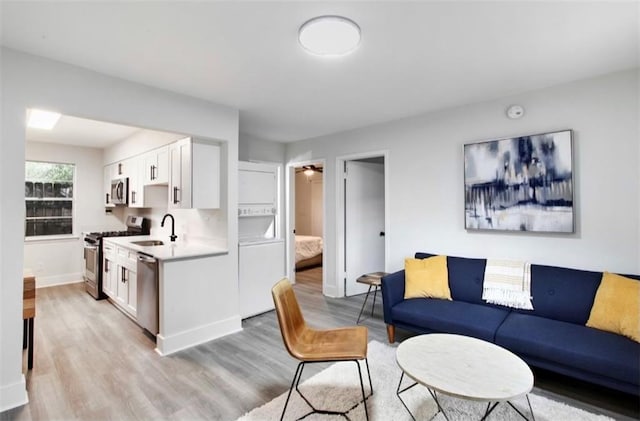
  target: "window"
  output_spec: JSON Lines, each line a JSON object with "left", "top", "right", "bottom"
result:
{"left": 24, "top": 161, "right": 75, "bottom": 238}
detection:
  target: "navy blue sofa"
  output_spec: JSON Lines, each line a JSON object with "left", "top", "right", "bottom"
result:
{"left": 381, "top": 252, "right": 640, "bottom": 395}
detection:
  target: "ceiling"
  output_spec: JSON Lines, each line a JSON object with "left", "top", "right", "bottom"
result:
{"left": 26, "top": 114, "right": 145, "bottom": 148}
{"left": 2, "top": 1, "right": 638, "bottom": 144}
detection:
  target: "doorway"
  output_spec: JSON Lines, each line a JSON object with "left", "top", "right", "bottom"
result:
{"left": 339, "top": 154, "right": 387, "bottom": 297}
{"left": 289, "top": 162, "right": 325, "bottom": 291}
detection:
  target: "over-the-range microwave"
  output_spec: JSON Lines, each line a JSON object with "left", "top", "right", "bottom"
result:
{"left": 110, "top": 177, "right": 128, "bottom": 205}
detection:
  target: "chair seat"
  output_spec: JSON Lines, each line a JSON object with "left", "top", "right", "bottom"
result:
{"left": 290, "top": 326, "right": 368, "bottom": 361}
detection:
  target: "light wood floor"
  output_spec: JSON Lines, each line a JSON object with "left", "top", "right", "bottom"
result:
{"left": 2, "top": 268, "right": 638, "bottom": 421}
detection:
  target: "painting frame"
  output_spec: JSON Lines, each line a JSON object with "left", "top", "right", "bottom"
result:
{"left": 464, "top": 129, "right": 574, "bottom": 233}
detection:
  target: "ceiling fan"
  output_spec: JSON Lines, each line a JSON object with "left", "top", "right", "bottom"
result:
{"left": 296, "top": 164, "right": 324, "bottom": 176}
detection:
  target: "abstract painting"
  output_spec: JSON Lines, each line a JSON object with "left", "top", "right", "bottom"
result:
{"left": 464, "top": 130, "right": 574, "bottom": 233}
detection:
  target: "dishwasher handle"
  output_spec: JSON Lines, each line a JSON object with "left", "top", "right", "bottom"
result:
{"left": 138, "top": 254, "right": 156, "bottom": 263}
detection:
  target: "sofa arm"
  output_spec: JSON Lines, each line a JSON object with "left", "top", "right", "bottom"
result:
{"left": 381, "top": 270, "right": 405, "bottom": 324}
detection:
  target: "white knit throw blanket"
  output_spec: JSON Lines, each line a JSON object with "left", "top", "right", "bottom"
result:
{"left": 482, "top": 259, "right": 534, "bottom": 310}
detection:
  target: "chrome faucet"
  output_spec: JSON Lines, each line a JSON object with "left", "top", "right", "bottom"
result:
{"left": 161, "top": 213, "right": 177, "bottom": 242}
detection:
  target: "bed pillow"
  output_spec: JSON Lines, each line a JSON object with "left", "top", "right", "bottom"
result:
{"left": 404, "top": 255, "right": 451, "bottom": 300}
{"left": 586, "top": 272, "right": 640, "bottom": 343}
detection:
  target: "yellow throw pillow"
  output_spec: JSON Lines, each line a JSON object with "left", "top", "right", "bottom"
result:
{"left": 586, "top": 272, "right": 640, "bottom": 343}
{"left": 404, "top": 256, "right": 452, "bottom": 300}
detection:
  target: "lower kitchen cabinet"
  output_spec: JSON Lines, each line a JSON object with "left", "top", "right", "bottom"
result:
{"left": 115, "top": 265, "right": 137, "bottom": 317}
{"left": 102, "top": 242, "right": 117, "bottom": 298}
{"left": 103, "top": 240, "right": 138, "bottom": 318}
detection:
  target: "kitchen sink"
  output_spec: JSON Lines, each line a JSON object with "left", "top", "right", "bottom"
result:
{"left": 131, "top": 240, "right": 165, "bottom": 246}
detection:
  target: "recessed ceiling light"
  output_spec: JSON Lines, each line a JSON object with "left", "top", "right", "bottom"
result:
{"left": 299, "top": 15, "right": 361, "bottom": 57}
{"left": 27, "top": 109, "right": 62, "bottom": 130}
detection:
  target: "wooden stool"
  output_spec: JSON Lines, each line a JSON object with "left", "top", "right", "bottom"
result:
{"left": 356, "top": 272, "right": 388, "bottom": 324}
{"left": 23, "top": 271, "right": 36, "bottom": 370}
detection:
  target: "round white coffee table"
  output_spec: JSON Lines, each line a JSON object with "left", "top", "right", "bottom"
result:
{"left": 396, "top": 334, "right": 535, "bottom": 421}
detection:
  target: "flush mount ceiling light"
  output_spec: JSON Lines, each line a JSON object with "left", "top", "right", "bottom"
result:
{"left": 298, "top": 15, "right": 361, "bottom": 57}
{"left": 27, "top": 109, "right": 62, "bottom": 130}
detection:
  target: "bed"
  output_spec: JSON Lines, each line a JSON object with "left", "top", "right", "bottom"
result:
{"left": 295, "top": 235, "right": 323, "bottom": 270}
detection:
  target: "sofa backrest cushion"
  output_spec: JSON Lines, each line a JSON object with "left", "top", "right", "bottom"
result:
{"left": 447, "top": 256, "right": 488, "bottom": 304}
{"left": 525, "top": 264, "right": 602, "bottom": 324}
{"left": 415, "top": 253, "right": 487, "bottom": 305}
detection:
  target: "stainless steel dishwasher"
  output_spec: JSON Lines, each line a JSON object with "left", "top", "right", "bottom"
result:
{"left": 137, "top": 253, "right": 158, "bottom": 335}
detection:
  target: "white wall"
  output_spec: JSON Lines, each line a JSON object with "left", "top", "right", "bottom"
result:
{"left": 295, "top": 171, "right": 323, "bottom": 236}
{"left": 239, "top": 132, "right": 285, "bottom": 163}
{"left": 23, "top": 141, "right": 122, "bottom": 287}
{"left": 0, "top": 48, "right": 240, "bottom": 412}
{"left": 286, "top": 70, "right": 639, "bottom": 297}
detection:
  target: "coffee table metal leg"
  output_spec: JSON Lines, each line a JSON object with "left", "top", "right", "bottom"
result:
{"left": 480, "top": 402, "right": 500, "bottom": 421}
{"left": 480, "top": 396, "right": 534, "bottom": 421}
{"left": 396, "top": 372, "right": 419, "bottom": 421}
{"left": 356, "top": 285, "right": 374, "bottom": 324}
{"left": 507, "top": 395, "right": 535, "bottom": 421}
{"left": 427, "top": 389, "right": 451, "bottom": 421}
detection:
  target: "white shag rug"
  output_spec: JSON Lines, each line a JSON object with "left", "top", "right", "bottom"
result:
{"left": 237, "top": 340, "right": 614, "bottom": 421}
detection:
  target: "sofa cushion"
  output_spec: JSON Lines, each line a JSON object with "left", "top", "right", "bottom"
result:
{"left": 586, "top": 272, "right": 640, "bottom": 342}
{"left": 496, "top": 313, "right": 640, "bottom": 386}
{"left": 447, "top": 256, "right": 487, "bottom": 305}
{"left": 404, "top": 256, "right": 451, "bottom": 300}
{"left": 392, "top": 298, "right": 509, "bottom": 342}
{"left": 524, "top": 264, "right": 602, "bottom": 324}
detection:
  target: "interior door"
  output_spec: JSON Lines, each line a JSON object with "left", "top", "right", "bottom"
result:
{"left": 345, "top": 160, "right": 385, "bottom": 296}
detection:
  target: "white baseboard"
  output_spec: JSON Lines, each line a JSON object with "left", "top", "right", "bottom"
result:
{"left": 155, "top": 316, "right": 242, "bottom": 356}
{"left": 323, "top": 283, "right": 340, "bottom": 297}
{"left": 0, "top": 375, "right": 28, "bottom": 412}
{"left": 36, "top": 273, "right": 83, "bottom": 289}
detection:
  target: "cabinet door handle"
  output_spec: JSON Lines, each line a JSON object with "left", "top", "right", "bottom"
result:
{"left": 132, "top": 191, "right": 136, "bottom": 204}
{"left": 106, "top": 193, "right": 110, "bottom": 204}
{"left": 150, "top": 165, "right": 154, "bottom": 180}
{"left": 173, "top": 187, "right": 179, "bottom": 204}
{"left": 151, "top": 165, "right": 156, "bottom": 180}
{"left": 118, "top": 163, "right": 122, "bottom": 175}
{"left": 121, "top": 267, "right": 126, "bottom": 283}
{"left": 104, "top": 259, "right": 109, "bottom": 272}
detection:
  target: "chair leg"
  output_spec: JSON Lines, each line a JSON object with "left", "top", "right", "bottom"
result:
{"left": 356, "top": 360, "right": 370, "bottom": 421}
{"left": 280, "top": 362, "right": 304, "bottom": 421}
{"left": 283, "top": 359, "right": 373, "bottom": 420}
{"left": 364, "top": 358, "right": 373, "bottom": 396}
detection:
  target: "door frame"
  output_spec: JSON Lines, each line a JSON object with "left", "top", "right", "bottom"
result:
{"left": 285, "top": 158, "right": 327, "bottom": 290}
{"left": 336, "top": 150, "right": 390, "bottom": 297}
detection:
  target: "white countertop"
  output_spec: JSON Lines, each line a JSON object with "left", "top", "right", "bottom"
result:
{"left": 103, "top": 235, "right": 228, "bottom": 261}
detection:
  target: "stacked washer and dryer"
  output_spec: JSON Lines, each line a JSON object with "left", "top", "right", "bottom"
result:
{"left": 238, "top": 161, "right": 285, "bottom": 319}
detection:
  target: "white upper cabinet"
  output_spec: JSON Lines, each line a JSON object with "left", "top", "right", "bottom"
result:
{"left": 143, "top": 146, "right": 169, "bottom": 186}
{"left": 169, "top": 137, "right": 220, "bottom": 209}
{"left": 127, "top": 157, "right": 143, "bottom": 208}
{"left": 104, "top": 165, "right": 115, "bottom": 207}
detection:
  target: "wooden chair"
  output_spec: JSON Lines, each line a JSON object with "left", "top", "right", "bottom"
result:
{"left": 271, "top": 278, "right": 372, "bottom": 421}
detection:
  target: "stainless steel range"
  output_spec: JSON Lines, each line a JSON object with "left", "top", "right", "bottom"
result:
{"left": 83, "top": 216, "right": 149, "bottom": 299}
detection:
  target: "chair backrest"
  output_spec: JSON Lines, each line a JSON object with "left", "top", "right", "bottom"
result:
{"left": 272, "top": 278, "right": 306, "bottom": 358}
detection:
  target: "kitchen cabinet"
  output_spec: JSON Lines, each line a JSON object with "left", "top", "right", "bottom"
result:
{"left": 143, "top": 146, "right": 169, "bottom": 185}
{"left": 127, "top": 157, "right": 143, "bottom": 208}
{"left": 126, "top": 156, "right": 167, "bottom": 209}
{"left": 102, "top": 242, "right": 117, "bottom": 297}
{"left": 103, "top": 165, "right": 114, "bottom": 207}
{"left": 103, "top": 240, "right": 138, "bottom": 318}
{"left": 169, "top": 137, "right": 220, "bottom": 209}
